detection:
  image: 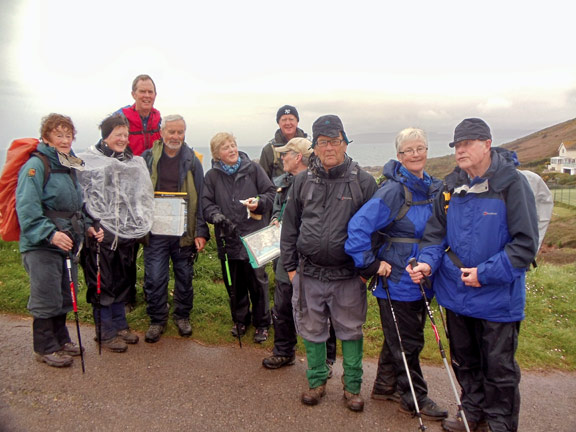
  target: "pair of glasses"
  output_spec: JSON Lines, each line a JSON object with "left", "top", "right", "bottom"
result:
{"left": 399, "top": 146, "right": 428, "bottom": 155}
{"left": 316, "top": 139, "right": 344, "bottom": 148}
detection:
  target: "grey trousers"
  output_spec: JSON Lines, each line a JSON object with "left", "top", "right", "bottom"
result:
{"left": 292, "top": 273, "right": 367, "bottom": 342}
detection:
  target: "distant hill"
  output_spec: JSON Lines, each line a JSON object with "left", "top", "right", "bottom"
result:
{"left": 425, "top": 118, "right": 576, "bottom": 179}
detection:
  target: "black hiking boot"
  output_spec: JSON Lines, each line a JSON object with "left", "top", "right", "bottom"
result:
{"left": 145, "top": 324, "right": 166, "bottom": 343}
{"left": 253, "top": 327, "right": 269, "bottom": 343}
{"left": 174, "top": 319, "right": 192, "bottom": 337}
{"left": 371, "top": 387, "right": 401, "bottom": 403}
{"left": 262, "top": 355, "right": 295, "bottom": 369}
{"left": 399, "top": 397, "right": 448, "bottom": 421}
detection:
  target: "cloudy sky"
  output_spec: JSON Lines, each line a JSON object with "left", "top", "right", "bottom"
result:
{"left": 1, "top": 0, "right": 575, "bottom": 166}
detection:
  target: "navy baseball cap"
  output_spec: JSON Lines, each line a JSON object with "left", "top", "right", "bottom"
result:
{"left": 312, "top": 114, "right": 347, "bottom": 147}
{"left": 449, "top": 118, "right": 492, "bottom": 147}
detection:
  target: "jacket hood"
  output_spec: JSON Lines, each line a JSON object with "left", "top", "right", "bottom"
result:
{"left": 382, "top": 159, "right": 440, "bottom": 196}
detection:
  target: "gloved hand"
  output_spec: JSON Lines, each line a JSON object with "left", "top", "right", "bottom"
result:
{"left": 221, "top": 218, "right": 238, "bottom": 237}
{"left": 212, "top": 213, "right": 227, "bottom": 224}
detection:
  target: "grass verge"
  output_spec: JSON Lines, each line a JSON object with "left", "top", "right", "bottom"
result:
{"left": 1, "top": 237, "right": 574, "bottom": 371}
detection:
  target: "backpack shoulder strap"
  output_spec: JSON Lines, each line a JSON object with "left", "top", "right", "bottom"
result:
{"left": 30, "top": 152, "right": 51, "bottom": 188}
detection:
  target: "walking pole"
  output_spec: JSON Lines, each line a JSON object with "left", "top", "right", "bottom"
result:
{"left": 221, "top": 235, "right": 242, "bottom": 348}
{"left": 66, "top": 252, "right": 86, "bottom": 374}
{"left": 94, "top": 220, "right": 102, "bottom": 356}
{"left": 380, "top": 275, "right": 427, "bottom": 431}
{"left": 408, "top": 258, "right": 470, "bottom": 432}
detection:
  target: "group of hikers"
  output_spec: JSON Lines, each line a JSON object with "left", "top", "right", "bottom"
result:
{"left": 12, "top": 73, "right": 544, "bottom": 432}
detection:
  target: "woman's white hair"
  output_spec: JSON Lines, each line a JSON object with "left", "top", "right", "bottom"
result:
{"left": 395, "top": 127, "right": 428, "bottom": 152}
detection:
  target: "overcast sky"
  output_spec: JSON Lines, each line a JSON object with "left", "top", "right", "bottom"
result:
{"left": 1, "top": 0, "right": 575, "bottom": 164}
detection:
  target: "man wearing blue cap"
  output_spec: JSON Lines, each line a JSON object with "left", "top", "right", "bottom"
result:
{"left": 408, "top": 118, "right": 538, "bottom": 431}
{"left": 281, "top": 115, "right": 377, "bottom": 412}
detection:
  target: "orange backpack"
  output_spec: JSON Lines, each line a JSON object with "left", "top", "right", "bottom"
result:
{"left": 0, "top": 138, "right": 51, "bottom": 242}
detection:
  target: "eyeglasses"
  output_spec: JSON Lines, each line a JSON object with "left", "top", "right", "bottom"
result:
{"left": 316, "top": 139, "right": 344, "bottom": 148}
{"left": 399, "top": 146, "right": 428, "bottom": 156}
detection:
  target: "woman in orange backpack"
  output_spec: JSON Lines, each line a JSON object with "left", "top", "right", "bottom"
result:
{"left": 15, "top": 113, "right": 103, "bottom": 368}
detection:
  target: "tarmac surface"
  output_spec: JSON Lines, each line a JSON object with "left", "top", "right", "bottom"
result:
{"left": 0, "top": 313, "right": 575, "bottom": 432}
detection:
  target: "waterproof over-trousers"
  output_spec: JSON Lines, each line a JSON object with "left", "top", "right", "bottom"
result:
{"left": 221, "top": 259, "right": 270, "bottom": 328}
{"left": 446, "top": 309, "right": 521, "bottom": 432}
{"left": 374, "top": 297, "right": 429, "bottom": 407}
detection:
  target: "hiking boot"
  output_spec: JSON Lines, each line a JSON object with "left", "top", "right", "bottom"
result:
{"left": 442, "top": 414, "right": 489, "bottom": 431}
{"left": 59, "top": 342, "right": 84, "bottom": 356}
{"left": 102, "top": 336, "right": 128, "bottom": 353}
{"left": 230, "top": 323, "right": 246, "bottom": 338}
{"left": 174, "top": 319, "right": 192, "bottom": 337}
{"left": 145, "top": 324, "right": 166, "bottom": 343}
{"left": 301, "top": 384, "right": 326, "bottom": 406}
{"left": 343, "top": 390, "right": 365, "bottom": 412}
{"left": 327, "top": 360, "right": 334, "bottom": 379}
{"left": 253, "top": 327, "right": 269, "bottom": 343}
{"left": 371, "top": 387, "right": 401, "bottom": 403}
{"left": 117, "top": 328, "right": 139, "bottom": 344}
{"left": 35, "top": 351, "right": 73, "bottom": 368}
{"left": 262, "top": 354, "right": 295, "bottom": 369}
{"left": 400, "top": 398, "right": 448, "bottom": 421}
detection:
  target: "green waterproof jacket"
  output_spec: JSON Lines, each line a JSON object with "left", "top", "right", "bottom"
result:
{"left": 15, "top": 142, "right": 86, "bottom": 254}
{"left": 142, "top": 140, "right": 210, "bottom": 247}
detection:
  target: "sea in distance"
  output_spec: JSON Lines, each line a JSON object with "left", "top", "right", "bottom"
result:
{"left": 0, "top": 130, "right": 525, "bottom": 176}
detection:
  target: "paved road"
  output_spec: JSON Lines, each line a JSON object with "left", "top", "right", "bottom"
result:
{"left": 0, "top": 313, "right": 574, "bottom": 432}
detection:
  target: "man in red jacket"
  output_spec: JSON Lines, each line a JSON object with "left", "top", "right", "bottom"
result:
{"left": 117, "top": 74, "right": 162, "bottom": 308}
{"left": 118, "top": 74, "right": 162, "bottom": 156}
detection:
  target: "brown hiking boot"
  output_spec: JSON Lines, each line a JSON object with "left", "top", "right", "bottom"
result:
{"left": 301, "top": 384, "right": 326, "bottom": 406}
{"left": 343, "top": 390, "right": 365, "bottom": 412}
{"left": 35, "top": 351, "right": 73, "bottom": 368}
{"left": 117, "top": 328, "right": 139, "bottom": 344}
{"left": 59, "top": 342, "right": 84, "bottom": 356}
{"left": 102, "top": 336, "right": 128, "bottom": 353}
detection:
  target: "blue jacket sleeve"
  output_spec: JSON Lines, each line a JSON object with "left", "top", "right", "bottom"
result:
{"left": 345, "top": 195, "right": 394, "bottom": 276}
{"left": 417, "top": 190, "right": 448, "bottom": 272}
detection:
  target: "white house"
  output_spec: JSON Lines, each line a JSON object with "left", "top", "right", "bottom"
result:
{"left": 548, "top": 140, "right": 576, "bottom": 175}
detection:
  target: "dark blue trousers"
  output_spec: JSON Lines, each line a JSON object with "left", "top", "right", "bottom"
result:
{"left": 144, "top": 234, "right": 195, "bottom": 325}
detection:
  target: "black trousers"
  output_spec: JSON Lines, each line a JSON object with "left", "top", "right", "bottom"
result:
{"left": 374, "top": 297, "right": 429, "bottom": 407}
{"left": 221, "top": 259, "right": 271, "bottom": 329}
{"left": 33, "top": 314, "right": 71, "bottom": 354}
{"left": 446, "top": 309, "right": 521, "bottom": 432}
{"left": 271, "top": 279, "right": 337, "bottom": 361}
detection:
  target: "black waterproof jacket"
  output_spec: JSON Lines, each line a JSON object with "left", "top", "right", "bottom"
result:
{"left": 202, "top": 152, "right": 276, "bottom": 260}
{"left": 281, "top": 155, "right": 377, "bottom": 281}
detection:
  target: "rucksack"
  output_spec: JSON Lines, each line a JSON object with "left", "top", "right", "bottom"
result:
{"left": 376, "top": 174, "right": 435, "bottom": 224}
{"left": 300, "top": 161, "right": 364, "bottom": 210}
{"left": 0, "top": 138, "right": 52, "bottom": 241}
